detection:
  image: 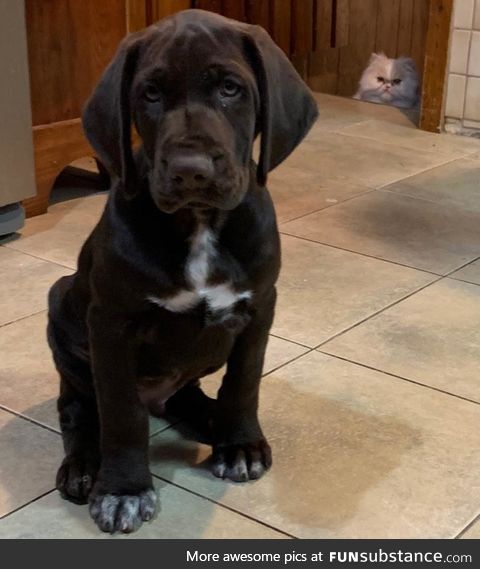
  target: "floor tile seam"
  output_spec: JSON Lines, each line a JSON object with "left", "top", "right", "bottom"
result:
{"left": 278, "top": 231, "right": 443, "bottom": 276}
{"left": 0, "top": 489, "right": 56, "bottom": 522}
{"left": 277, "top": 188, "right": 376, "bottom": 226}
{"left": 151, "top": 474, "right": 297, "bottom": 539}
{"left": 317, "top": 350, "right": 480, "bottom": 407}
{"left": 455, "top": 512, "right": 480, "bottom": 538}
{"left": 328, "top": 128, "right": 480, "bottom": 160}
{"left": 0, "top": 404, "right": 61, "bottom": 435}
{"left": 2, "top": 243, "right": 76, "bottom": 271}
{"left": 313, "top": 275, "right": 444, "bottom": 349}
{"left": 0, "top": 309, "right": 47, "bottom": 329}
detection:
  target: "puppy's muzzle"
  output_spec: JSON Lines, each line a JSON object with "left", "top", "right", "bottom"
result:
{"left": 167, "top": 153, "right": 215, "bottom": 193}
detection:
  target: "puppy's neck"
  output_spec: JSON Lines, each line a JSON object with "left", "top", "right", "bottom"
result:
{"left": 170, "top": 208, "right": 227, "bottom": 242}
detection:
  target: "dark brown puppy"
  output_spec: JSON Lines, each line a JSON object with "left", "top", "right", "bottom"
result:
{"left": 47, "top": 9, "right": 317, "bottom": 534}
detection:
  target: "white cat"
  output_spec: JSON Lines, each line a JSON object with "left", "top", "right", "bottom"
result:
{"left": 353, "top": 53, "right": 420, "bottom": 109}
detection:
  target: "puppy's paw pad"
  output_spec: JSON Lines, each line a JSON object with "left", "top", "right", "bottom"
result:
{"left": 89, "top": 489, "right": 158, "bottom": 533}
{"left": 212, "top": 440, "right": 272, "bottom": 482}
{"left": 56, "top": 456, "right": 98, "bottom": 504}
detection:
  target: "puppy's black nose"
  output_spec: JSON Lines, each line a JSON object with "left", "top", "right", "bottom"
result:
{"left": 167, "top": 154, "right": 214, "bottom": 189}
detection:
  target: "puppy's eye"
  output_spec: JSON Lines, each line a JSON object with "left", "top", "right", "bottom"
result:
{"left": 143, "top": 84, "right": 161, "bottom": 102}
{"left": 220, "top": 78, "right": 240, "bottom": 98}
{"left": 377, "top": 76, "right": 385, "bottom": 83}
{"left": 392, "top": 78, "right": 402, "bottom": 86}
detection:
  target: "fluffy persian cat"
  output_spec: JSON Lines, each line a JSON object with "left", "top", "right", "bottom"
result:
{"left": 353, "top": 53, "right": 420, "bottom": 109}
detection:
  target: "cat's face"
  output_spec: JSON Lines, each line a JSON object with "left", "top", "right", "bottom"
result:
{"left": 357, "top": 53, "right": 419, "bottom": 108}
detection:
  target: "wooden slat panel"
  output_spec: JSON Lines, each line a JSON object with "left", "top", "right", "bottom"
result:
{"left": 26, "top": 0, "right": 127, "bottom": 126}
{"left": 315, "top": 0, "right": 333, "bottom": 50}
{"left": 375, "top": 0, "right": 401, "bottom": 56}
{"left": 151, "top": 0, "right": 191, "bottom": 20}
{"left": 194, "top": 0, "right": 222, "bottom": 12}
{"left": 397, "top": 0, "right": 414, "bottom": 56}
{"left": 337, "top": 0, "right": 378, "bottom": 97}
{"left": 335, "top": 0, "right": 350, "bottom": 48}
{"left": 420, "top": 0, "right": 454, "bottom": 132}
{"left": 271, "top": 0, "right": 291, "bottom": 54}
{"left": 308, "top": 49, "right": 339, "bottom": 94}
{"left": 291, "top": 0, "right": 314, "bottom": 56}
{"left": 246, "top": 0, "right": 270, "bottom": 30}
{"left": 411, "top": 0, "right": 430, "bottom": 78}
{"left": 222, "top": 0, "right": 246, "bottom": 21}
{"left": 127, "top": 0, "right": 147, "bottom": 32}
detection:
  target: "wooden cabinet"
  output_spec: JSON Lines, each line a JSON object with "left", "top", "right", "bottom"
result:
{"left": 24, "top": 0, "right": 129, "bottom": 216}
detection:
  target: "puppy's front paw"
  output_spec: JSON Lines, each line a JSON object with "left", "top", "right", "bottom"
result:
{"left": 212, "top": 439, "right": 272, "bottom": 482}
{"left": 89, "top": 488, "right": 157, "bottom": 533}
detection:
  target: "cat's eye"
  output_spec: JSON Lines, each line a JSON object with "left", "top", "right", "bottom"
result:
{"left": 220, "top": 78, "right": 241, "bottom": 98}
{"left": 143, "top": 84, "right": 162, "bottom": 102}
{"left": 392, "top": 78, "right": 402, "bottom": 86}
{"left": 377, "top": 76, "right": 385, "bottom": 83}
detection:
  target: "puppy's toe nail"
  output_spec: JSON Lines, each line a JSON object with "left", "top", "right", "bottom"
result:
{"left": 140, "top": 490, "right": 158, "bottom": 521}
{"left": 212, "top": 460, "right": 227, "bottom": 478}
{"left": 230, "top": 457, "right": 249, "bottom": 482}
{"left": 248, "top": 460, "right": 264, "bottom": 480}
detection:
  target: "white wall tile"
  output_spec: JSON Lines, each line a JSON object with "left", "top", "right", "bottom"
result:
{"left": 468, "top": 31, "right": 480, "bottom": 75}
{"left": 445, "top": 74, "right": 467, "bottom": 117}
{"left": 474, "top": 0, "right": 480, "bottom": 30}
{"left": 454, "top": 0, "right": 475, "bottom": 29}
{"left": 450, "top": 29, "right": 472, "bottom": 73}
{"left": 464, "top": 76, "right": 480, "bottom": 119}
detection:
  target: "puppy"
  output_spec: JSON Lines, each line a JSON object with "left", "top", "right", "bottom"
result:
{"left": 47, "top": 9, "right": 318, "bottom": 533}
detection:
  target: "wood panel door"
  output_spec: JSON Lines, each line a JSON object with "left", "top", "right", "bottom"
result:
{"left": 24, "top": 0, "right": 129, "bottom": 216}
{"left": 309, "top": 0, "right": 430, "bottom": 98}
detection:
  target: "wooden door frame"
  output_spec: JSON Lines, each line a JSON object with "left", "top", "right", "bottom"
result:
{"left": 420, "top": 0, "right": 454, "bottom": 132}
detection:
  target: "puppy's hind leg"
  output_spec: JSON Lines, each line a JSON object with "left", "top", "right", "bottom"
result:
{"left": 48, "top": 276, "right": 100, "bottom": 504}
{"left": 55, "top": 373, "right": 100, "bottom": 504}
{"left": 165, "top": 380, "right": 217, "bottom": 443}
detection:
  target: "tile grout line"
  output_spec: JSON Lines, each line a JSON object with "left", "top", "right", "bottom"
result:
{"left": 262, "top": 348, "right": 316, "bottom": 380}
{"left": 1, "top": 243, "right": 76, "bottom": 272}
{"left": 0, "top": 404, "right": 61, "bottom": 435}
{"left": 317, "top": 350, "right": 480, "bottom": 407}
{"left": 151, "top": 474, "right": 297, "bottom": 539}
{"left": 0, "top": 489, "right": 56, "bottom": 522}
{"left": 279, "top": 231, "right": 443, "bottom": 276}
{"left": 266, "top": 259, "right": 480, "bottom": 382}
{"left": 0, "top": 308, "right": 48, "bottom": 330}
{"left": 447, "top": 274, "right": 480, "bottom": 287}
{"left": 443, "top": 254, "right": 480, "bottom": 278}
{"left": 277, "top": 187, "right": 376, "bottom": 226}
{"left": 374, "top": 155, "right": 467, "bottom": 190}
{"left": 268, "top": 332, "right": 312, "bottom": 349}
{"left": 329, "top": 128, "right": 480, "bottom": 161}
{"left": 455, "top": 512, "right": 480, "bottom": 539}
{"left": 313, "top": 275, "right": 444, "bottom": 349}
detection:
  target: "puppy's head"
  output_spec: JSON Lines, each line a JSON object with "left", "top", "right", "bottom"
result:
{"left": 83, "top": 10, "right": 318, "bottom": 213}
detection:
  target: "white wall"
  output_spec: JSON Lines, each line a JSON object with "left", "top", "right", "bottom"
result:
{"left": 444, "top": 0, "right": 480, "bottom": 135}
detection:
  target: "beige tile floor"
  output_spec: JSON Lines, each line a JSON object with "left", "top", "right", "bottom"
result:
{"left": 1, "top": 94, "right": 480, "bottom": 538}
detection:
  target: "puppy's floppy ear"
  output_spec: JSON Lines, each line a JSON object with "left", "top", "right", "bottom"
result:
{"left": 82, "top": 31, "right": 144, "bottom": 196}
{"left": 243, "top": 26, "right": 318, "bottom": 185}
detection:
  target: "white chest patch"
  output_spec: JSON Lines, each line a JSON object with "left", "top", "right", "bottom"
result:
{"left": 147, "top": 224, "right": 251, "bottom": 314}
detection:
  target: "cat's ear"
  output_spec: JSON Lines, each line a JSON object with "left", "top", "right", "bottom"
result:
{"left": 369, "top": 53, "right": 385, "bottom": 64}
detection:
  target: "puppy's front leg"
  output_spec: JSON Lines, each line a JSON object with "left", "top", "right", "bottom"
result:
{"left": 87, "top": 306, "right": 156, "bottom": 533}
{"left": 212, "top": 288, "right": 276, "bottom": 482}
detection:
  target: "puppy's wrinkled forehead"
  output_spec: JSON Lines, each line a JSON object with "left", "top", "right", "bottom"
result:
{"left": 137, "top": 21, "right": 252, "bottom": 92}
